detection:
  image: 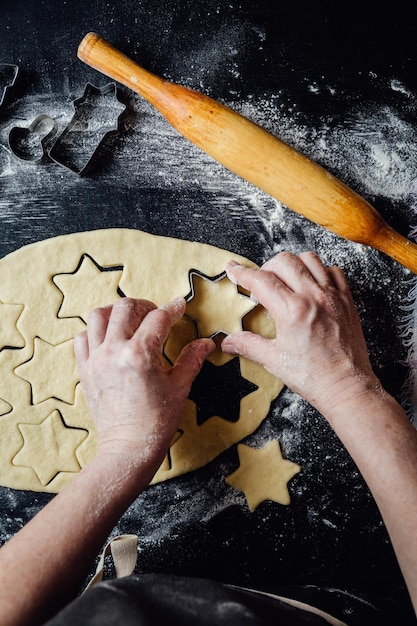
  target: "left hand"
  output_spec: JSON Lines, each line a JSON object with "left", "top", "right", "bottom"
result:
{"left": 74, "top": 297, "right": 215, "bottom": 476}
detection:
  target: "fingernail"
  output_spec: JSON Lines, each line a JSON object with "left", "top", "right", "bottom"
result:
{"left": 203, "top": 338, "right": 216, "bottom": 352}
{"left": 223, "top": 344, "right": 238, "bottom": 355}
{"left": 226, "top": 260, "right": 242, "bottom": 271}
{"left": 221, "top": 337, "right": 238, "bottom": 355}
{"left": 225, "top": 260, "right": 241, "bottom": 284}
{"left": 160, "top": 296, "right": 185, "bottom": 312}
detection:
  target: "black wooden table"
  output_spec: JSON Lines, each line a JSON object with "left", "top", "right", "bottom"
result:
{"left": 1, "top": 0, "right": 416, "bottom": 608}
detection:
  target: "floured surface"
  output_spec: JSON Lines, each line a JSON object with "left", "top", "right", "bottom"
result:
{"left": 0, "top": 81, "right": 415, "bottom": 598}
{"left": 1, "top": 0, "right": 416, "bottom": 603}
{"left": 0, "top": 228, "right": 283, "bottom": 493}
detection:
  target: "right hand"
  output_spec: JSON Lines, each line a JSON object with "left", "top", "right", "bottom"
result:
{"left": 222, "top": 251, "right": 383, "bottom": 417}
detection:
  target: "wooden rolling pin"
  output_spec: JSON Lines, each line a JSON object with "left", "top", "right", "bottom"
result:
{"left": 78, "top": 32, "right": 417, "bottom": 273}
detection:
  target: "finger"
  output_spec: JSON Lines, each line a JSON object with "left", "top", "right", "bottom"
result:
{"left": 159, "top": 297, "right": 187, "bottom": 325}
{"left": 298, "top": 251, "right": 333, "bottom": 287}
{"left": 170, "top": 338, "right": 215, "bottom": 389}
{"left": 226, "top": 261, "right": 289, "bottom": 317}
{"left": 133, "top": 297, "right": 186, "bottom": 351}
{"left": 74, "top": 330, "right": 89, "bottom": 368}
{"left": 326, "top": 266, "right": 350, "bottom": 291}
{"left": 85, "top": 305, "right": 113, "bottom": 350}
{"left": 106, "top": 298, "right": 156, "bottom": 341}
{"left": 221, "top": 330, "right": 271, "bottom": 365}
{"left": 261, "top": 251, "right": 321, "bottom": 292}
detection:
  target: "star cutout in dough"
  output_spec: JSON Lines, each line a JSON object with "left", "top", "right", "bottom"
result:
{"left": 185, "top": 271, "right": 256, "bottom": 338}
{"left": 12, "top": 410, "right": 87, "bottom": 486}
{"left": 226, "top": 441, "right": 301, "bottom": 511}
{"left": 189, "top": 357, "right": 258, "bottom": 425}
{"left": 53, "top": 254, "right": 124, "bottom": 323}
{"left": 0, "top": 301, "right": 25, "bottom": 350}
{"left": 0, "top": 397, "right": 12, "bottom": 416}
{"left": 15, "top": 337, "right": 78, "bottom": 404}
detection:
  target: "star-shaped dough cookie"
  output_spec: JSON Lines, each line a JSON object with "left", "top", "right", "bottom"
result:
{"left": 15, "top": 337, "right": 78, "bottom": 404}
{"left": 53, "top": 254, "right": 123, "bottom": 323}
{"left": 185, "top": 272, "right": 256, "bottom": 338}
{"left": 0, "top": 302, "right": 25, "bottom": 350}
{"left": 226, "top": 440, "right": 301, "bottom": 511}
{"left": 13, "top": 410, "right": 87, "bottom": 485}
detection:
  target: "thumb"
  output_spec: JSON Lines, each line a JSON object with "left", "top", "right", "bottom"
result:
{"left": 222, "top": 331, "right": 271, "bottom": 366}
{"left": 171, "top": 338, "right": 215, "bottom": 389}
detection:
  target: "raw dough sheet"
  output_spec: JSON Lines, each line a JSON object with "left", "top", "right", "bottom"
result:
{"left": 0, "top": 228, "right": 293, "bottom": 501}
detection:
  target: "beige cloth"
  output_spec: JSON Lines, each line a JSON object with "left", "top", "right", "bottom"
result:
{"left": 85, "top": 534, "right": 138, "bottom": 591}
{"left": 85, "top": 534, "right": 348, "bottom": 625}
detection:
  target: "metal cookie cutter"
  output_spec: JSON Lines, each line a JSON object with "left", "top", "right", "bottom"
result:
{"left": 185, "top": 268, "right": 256, "bottom": 341}
{"left": 48, "top": 82, "right": 127, "bottom": 175}
{"left": 184, "top": 270, "right": 229, "bottom": 339}
{"left": 0, "top": 64, "right": 19, "bottom": 107}
{"left": 8, "top": 115, "right": 58, "bottom": 164}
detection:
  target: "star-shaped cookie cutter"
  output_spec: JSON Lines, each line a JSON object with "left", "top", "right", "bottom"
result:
{"left": 184, "top": 269, "right": 256, "bottom": 339}
{"left": 185, "top": 270, "right": 227, "bottom": 339}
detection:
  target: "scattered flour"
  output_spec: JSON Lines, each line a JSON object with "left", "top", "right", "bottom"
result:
{"left": 2, "top": 63, "right": 417, "bottom": 546}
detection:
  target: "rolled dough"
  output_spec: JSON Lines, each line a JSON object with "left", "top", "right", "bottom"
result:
{"left": 0, "top": 229, "right": 284, "bottom": 494}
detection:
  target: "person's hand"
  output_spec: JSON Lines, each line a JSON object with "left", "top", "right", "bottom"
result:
{"left": 0, "top": 299, "right": 214, "bottom": 626}
{"left": 74, "top": 297, "right": 215, "bottom": 476}
{"left": 222, "top": 251, "right": 382, "bottom": 417}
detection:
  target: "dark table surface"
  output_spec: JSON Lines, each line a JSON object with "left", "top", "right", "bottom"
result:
{"left": 1, "top": 0, "right": 416, "bottom": 610}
